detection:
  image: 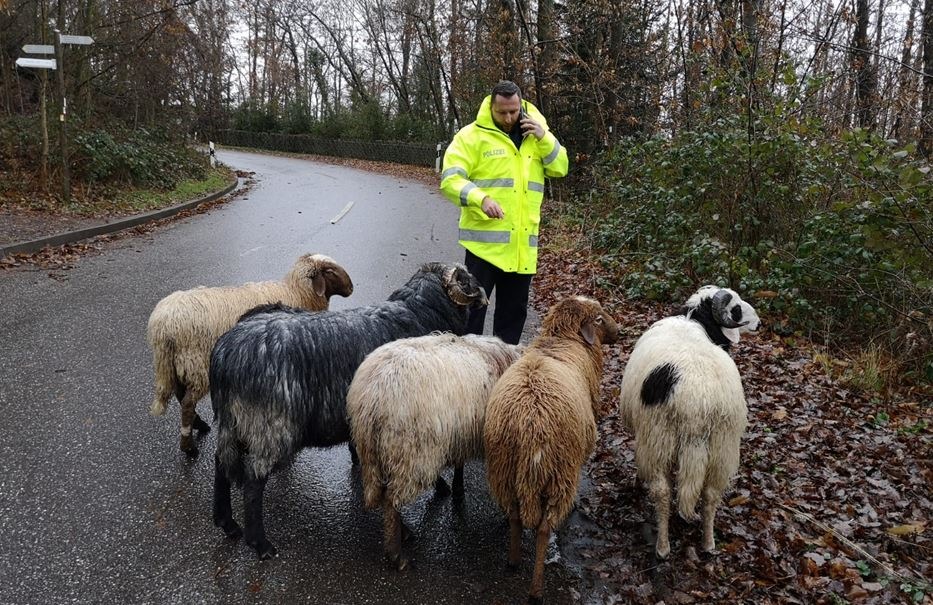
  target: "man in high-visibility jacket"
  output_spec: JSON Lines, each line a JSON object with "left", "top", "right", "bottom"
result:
{"left": 440, "top": 80, "right": 568, "bottom": 344}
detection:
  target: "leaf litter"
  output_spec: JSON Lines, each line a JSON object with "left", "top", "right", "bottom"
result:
{"left": 531, "top": 242, "right": 931, "bottom": 605}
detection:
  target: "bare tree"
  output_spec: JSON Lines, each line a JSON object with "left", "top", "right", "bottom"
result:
{"left": 921, "top": 0, "right": 933, "bottom": 155}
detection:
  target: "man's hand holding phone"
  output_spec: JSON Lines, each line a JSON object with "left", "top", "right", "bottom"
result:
{"left": 520, "top": 108, "right": 545, "bottom": 140}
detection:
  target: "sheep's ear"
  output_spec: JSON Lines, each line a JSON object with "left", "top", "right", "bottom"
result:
{"left": 721, "top": 326, "right": 741, "bottom": 343}
{"left": 581, "top": 322, "right": 597, "bottom": 345}
{"left": 311, "top": 272, "right": 327, "bottom": 297}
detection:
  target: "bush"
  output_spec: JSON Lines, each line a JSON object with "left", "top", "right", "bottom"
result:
{"left": 72, "top": 126, "right": 208, "bottom": 189}
{"left": 565, "top": 118, "right": 932, "bottom": 378}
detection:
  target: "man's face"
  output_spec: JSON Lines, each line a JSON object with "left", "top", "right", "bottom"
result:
{"left": 490, "top": 94, "right": 522, "bottom": 132}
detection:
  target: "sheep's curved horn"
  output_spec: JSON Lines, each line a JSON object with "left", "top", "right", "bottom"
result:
{"left": 712, "top": 289, "right": 749, "bottom": 328}
{"left": 444, "top": 266, "right": 488, "bottom": 306}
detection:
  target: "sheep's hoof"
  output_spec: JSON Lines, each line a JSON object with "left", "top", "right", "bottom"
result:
{"left": 180, "top": 437, "right": 199, "bottom": 458}
{"left": 193, "top": 416, "right": 211, "bottom": 434}
{"left": 655, "top": 544, "right": 670, "bottom": 560}
{"left": 528, "top": 595, "right": 544, "bottom": 605}
{"left": 387, "top": 553, "right": 412, "bottom": 572}
{"left": 214, "top": 517, "right": 242, "bottom": 540}
{"left": 249, "top": 539, "right": 277, "bottom": 560}
{"left": 401, "top": 522, "right": 415, "bottom": 543}
{"left": 433, "top": 476, "right": 451, "bottom": 498}
{"left": 506, "top": 560, "right": 521, "bottom": 572}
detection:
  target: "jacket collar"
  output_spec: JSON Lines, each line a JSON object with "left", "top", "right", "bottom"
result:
{"left": 475, "top": 95, "right": 549, "bottom": 132}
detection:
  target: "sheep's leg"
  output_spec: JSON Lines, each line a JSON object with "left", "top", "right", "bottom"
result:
{"left": 243, "top": 477, "right": 276, "bottom": 560}
{"left": 212, "top": 455, "right": 241, "bottom": 539}
{"left": 528, "top": 517, "right": 550, "bottom": 604}
{"left": 701, "top": 487, "right": 719, "bottom": 553}
{"left": 384, "top": 505, "right": 410, "bottom": 571}
{"left": 348, "top": 441, "right": 359, "bottom": 466}
{"left": 508, "top": 501, "right": 522, "bottom": 569}
{"left": 173, "top": 383, "right": 210, "bottom": 434}
{"left": 649, "top": 476, "right": 672, "bottom": 559}
{"left": 452, "top": 465, "right": 464, "bottom": 496}
{"left": 178, "top": 391, "right": 202, "bottom": 457}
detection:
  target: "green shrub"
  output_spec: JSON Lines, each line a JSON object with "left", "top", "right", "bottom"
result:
{"left": 72, "top": 126, "right": 208, "bottom": 189}
{"left": 565, "top": 118, "right": 932, "bottom": 376}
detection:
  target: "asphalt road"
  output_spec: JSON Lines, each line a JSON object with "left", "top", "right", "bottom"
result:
{"left": 0, "top": 149, "right": 582, "bottom": 604}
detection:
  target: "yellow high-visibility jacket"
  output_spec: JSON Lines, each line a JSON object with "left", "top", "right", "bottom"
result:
{"left": 440, "top": 96, "right": 568, "bottom": 274}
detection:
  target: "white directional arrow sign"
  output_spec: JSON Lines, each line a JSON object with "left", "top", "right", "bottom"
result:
{"left": 59, "top": 34, "right": 94, "bottom": 45}
{"left": 15, "top": 57, "right": 57, "bottom": 70}
{"left": 22, "top": 44, "right": 55, "bottom": 54}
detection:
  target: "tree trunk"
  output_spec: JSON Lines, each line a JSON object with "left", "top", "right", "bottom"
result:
{"left": 852, "top": 0, "right": 877, "bottom": 129}
{"left": 921, "top": 0, "right": 933, "bottom": 155}
{"left": 536, "top": 0, "right": 556, "bottom": 106}
{"left": 894, "top": 0, "right": 921, "bottom": 140}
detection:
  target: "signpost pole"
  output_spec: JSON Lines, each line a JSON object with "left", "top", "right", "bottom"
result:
{"left": 53, "top": 29, "right": 70, "bottom": 204}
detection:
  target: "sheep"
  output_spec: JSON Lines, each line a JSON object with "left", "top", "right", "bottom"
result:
{"left": 618, "top": 285, "right": 761, "bottom": 559}
{"left": 146, "top": 253, "right": 353, "bottom": 456}
{"left": 484, "top": 296, "right": 619, "bottom": 604}
{"left": 210, "top": 262, "right": 488, "bottom": 559}
{"left": 346, "top": 333, "right": 523, "bottom": 570}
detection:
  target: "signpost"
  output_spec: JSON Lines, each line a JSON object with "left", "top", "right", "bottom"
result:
{"left": 22, "top": 44, "right": 54, "bottom": 54}
{"left": 15, "top": 30, "right": 94, "bottom": 204}
{"left": 14, "top": 58, "right": 56, "bottom": 70}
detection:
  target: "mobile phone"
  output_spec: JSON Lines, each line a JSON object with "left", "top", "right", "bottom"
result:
{"left": 520, "top": 107, "right": 528, "bottom": 121}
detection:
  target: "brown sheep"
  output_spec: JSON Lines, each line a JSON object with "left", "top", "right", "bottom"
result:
{"left": 147, "top": 253, "right": 352, "bottom": 456}
{"left": 484, "top": 296, "right": 619, "bottom": 604}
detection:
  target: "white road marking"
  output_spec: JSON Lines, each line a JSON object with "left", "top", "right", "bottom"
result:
{"left": 240, "top": 246, "right": 264, "bottom": 256}
{"left": 330, "top": 201, "right": 355, "bottom": 224}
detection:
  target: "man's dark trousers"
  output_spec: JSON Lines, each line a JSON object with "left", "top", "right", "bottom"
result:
{"left": 463, "top": 249, "right": 533, "bottom": 345}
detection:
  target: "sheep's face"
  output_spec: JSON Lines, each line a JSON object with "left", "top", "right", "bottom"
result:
{"left": 442, "top": 264, "right": 488, "bottom": 308}
{"left": 300, "top": 254, "right": 354, "bottom": 299}
{"left": 543, "top": 296, "right": 619, "bottom": 346}
{"left": 685, "top": 286, "right": 761, "bottom": 344}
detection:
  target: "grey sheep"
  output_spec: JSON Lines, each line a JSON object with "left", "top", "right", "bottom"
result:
{"left": 210, "top": 262, "right": 487, "bottom": 559}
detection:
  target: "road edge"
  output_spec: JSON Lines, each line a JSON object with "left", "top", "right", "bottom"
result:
{"left": 0, "top": 175, "right": 239, "bottom": 258}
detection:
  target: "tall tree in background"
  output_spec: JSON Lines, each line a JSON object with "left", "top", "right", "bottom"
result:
{"left": 921, "top": 0, "right": 933, "bottom": 155}
{"left": 852, "top": 0, "right": 878, "bottom": 129}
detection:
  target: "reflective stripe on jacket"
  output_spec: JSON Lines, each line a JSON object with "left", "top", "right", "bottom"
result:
{"left": 440, "top": 96, "right": 569, "bottom": 274}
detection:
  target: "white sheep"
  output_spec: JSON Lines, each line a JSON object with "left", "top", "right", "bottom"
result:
{"left": 146, "top": 253, "right": 353, "bottom": 456}
{"left": 346, "top": 333, "right": 523, "bottom": 570}
{"left": 619, "top": 285, "right": 760, "bottom": 558}
{"left": 484, "top": 296, "right": 619, "bottom": 604}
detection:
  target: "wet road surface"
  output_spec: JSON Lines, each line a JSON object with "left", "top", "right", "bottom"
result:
{"left": 0, "top": 149, "right": 584, "bottom": 604}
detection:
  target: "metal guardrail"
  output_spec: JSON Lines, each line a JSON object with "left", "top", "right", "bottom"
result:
{"left": 213, "top": 130, "right": 443, "bottom": 168}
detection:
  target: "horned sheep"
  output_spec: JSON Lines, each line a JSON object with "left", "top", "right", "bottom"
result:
{"left": 146, "top": 253, "right": 353, "bottom": 456}
{"left": 484, "top": 296, "right": 619, "bottom": 604}
{"left": 347, "top": 333, "right": 523, "bottom": 570}
{"left": 618, "top": 285, "right": 761, "bottom": 559}
{"left": 210, "top": 262, "right": 487, "bottom": 559}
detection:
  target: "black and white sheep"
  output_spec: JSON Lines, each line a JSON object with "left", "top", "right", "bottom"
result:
{"left": 484, "top": 296, "right": 619, "bottom": 604}
{"left": 210, "top": 262, "right": 487, "bottom": 559}
{"left": 346, "top": 333, "right": 523, "bottom": 570}
{"left": 146, "top": 253, "right": 353, "bottom": 456}
{"left": 618, "top": 286, "right": 761, "bottom": 558}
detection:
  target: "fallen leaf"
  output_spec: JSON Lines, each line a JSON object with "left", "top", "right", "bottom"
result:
{"left": 886, "top": 522, "right": 926, "bottom": 536}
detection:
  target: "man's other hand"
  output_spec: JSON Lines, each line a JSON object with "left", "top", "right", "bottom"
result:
{"left": 481, "top": 196, "right": 505, "bottom": 219}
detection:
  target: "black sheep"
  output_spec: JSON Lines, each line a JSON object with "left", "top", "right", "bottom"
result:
{"left": 210, "top": 262, "right": 486, "bottom": 559}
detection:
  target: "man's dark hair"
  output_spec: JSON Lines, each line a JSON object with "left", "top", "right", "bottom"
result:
{"left": 491, "top": 80, "right": 521, "bottom": 100}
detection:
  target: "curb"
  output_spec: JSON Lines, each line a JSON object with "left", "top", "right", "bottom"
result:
{"left": 0, "top": 176, "right": 239, "bottom": 257}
